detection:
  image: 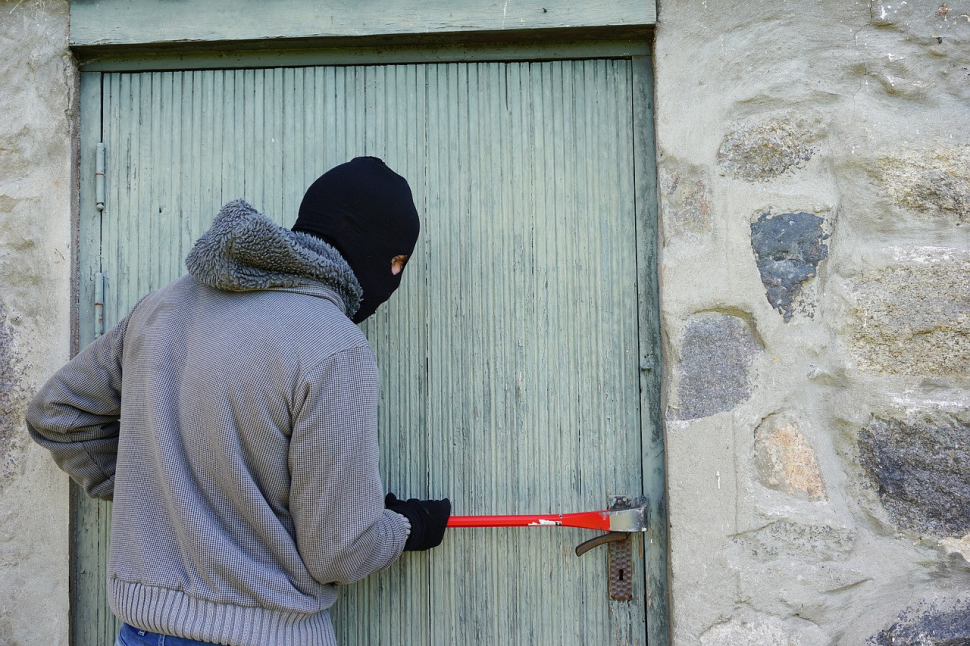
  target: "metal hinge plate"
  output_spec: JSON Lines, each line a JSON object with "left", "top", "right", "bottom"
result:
{"left": 95, "top": 142, "right": 105, "bottom": 212}
{"left": 94, "top": 272, "right": 104, "bottom": 337}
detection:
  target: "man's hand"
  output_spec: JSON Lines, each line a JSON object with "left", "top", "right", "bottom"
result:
{"left": 385, "top": 493, "right": 451, "bottom": 551}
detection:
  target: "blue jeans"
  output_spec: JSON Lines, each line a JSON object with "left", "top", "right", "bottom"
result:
{"left": 115, "top": 623, "right": 221, "bottom": 646}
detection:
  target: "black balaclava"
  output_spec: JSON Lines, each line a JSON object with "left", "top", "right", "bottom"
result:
{"left": 292, "top": 157, "right": 420, "bottom": 323}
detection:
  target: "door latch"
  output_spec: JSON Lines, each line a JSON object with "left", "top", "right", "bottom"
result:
{"left": 575, "top": 495, "right": 644, "bottom": 601}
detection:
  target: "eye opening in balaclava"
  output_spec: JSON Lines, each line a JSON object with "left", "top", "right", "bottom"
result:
{"left": 292, "top": 157, "right": 420, "bottom": 323}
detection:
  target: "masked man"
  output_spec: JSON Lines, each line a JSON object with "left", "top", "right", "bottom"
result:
{"left": 27, "top": 157, "right": 450, "bottom": 646}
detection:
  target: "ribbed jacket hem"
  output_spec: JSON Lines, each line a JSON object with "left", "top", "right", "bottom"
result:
{"left": 110, "top": 578, "right": 337, "bottom": 646}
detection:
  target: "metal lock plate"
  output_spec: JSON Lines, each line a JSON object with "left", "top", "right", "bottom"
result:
{"left": 608, "top": 535, "right": 634, "bottom": 601}
{"left": 608, "top": 495, "right": 634, "bottom": 601}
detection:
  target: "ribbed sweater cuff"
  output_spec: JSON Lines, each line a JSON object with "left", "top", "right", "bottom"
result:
{"left": 109, "top": 578, "right": 337, "bottom": 646}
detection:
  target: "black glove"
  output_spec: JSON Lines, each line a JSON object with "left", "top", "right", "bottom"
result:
{"left": 385, "top": 493, "right": 451, "bottom": 552}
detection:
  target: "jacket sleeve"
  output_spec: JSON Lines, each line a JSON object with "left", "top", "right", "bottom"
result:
{"left": 289, "top": 344, "right": 410, "bottom": 585}
{"left": 25, "top": 313, "right": 132, "bottom": 501}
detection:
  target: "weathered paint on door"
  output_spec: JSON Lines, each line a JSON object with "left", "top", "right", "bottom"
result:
{"left": 77, "top": 58, "right": 662, "bottom": 645}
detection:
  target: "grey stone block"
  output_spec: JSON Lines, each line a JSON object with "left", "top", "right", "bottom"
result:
{"left": 750, "top": 211, "right": 829, "bottom": 322}
{"left": 717, "top": 117, "right": 817, "bottom": 182}
{"left": 659, "top": 163, "right": 713, "bottom": 236}
{"left": 871, "top": 597, "right": 970, "bottom": 645}
{"left": 675, "top": 313, "right": 762, "bottom": 420}
{"left": 880, "top": 146, "right": 970, "bottom": 223}
{"left": 847, "top": 255, "right": 970, "bottom": 377}
{"left": 859, "top": 413, "right": 970, "bottom": 537}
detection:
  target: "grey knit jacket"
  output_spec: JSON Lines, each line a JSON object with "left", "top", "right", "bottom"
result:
{"left": 26, "top": 200, "right": 410, "bottom": 646}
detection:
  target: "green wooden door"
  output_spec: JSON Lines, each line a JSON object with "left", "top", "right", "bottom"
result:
{"left": 76, "top": 55, "right": 664, "bottom": 645}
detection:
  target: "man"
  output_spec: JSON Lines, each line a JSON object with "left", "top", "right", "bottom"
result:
{"left": 27, "top": 157, "right": 449, "bottom": 646}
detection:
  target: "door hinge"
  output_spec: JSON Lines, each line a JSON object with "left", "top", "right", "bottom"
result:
{"left": 95, "top": 142, "right": 105, "bottom": 212}
{"left": 94, "top": 272, "right": 105, "bottom": 337}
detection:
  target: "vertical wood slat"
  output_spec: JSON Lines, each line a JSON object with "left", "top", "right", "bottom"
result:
{"left": 83, "top": 58, "right": 656, "bottom": 645}
{"left": 74, "top": 70, "right": 116, "bottom": 646}
{"left": 329, "top": 62, "right": 433, "bottom": 646}
{"left": 632, "top": 54, "right": 670, "bottom": 646}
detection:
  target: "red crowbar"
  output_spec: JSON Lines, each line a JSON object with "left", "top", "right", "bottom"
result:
{"left": 447, "top": 499, "right": 648, "bottom": 534}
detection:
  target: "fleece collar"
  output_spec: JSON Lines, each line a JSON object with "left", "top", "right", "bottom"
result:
{"left": 185, "top": 200, "right": 362, "bottom": 317}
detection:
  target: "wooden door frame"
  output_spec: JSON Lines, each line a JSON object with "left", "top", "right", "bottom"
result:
{"left": 74, "top": 40, "right": 667, "bottom": 646}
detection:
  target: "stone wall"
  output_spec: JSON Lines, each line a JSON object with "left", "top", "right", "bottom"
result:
{"left": 0, "top": 0, "right": 74, "bottom": 644}
{"left": 654, "top": 0, "right": 970, "bottom": 643}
